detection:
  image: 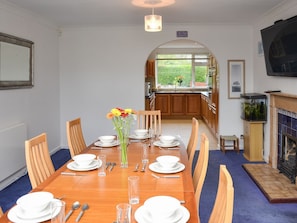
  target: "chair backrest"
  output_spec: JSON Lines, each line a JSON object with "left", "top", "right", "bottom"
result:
{"left": 193, "top": 133, "right": 209, "bottom": 223}
{"left": 187, "top": 117, "right": 199, "bottom": 170}
{"left": 25, "top": 133, "right": 55, "bottom": 189}
{"left": 136, "top": 110, "right": 162, "bottom": 137}
{"left": 208, "top": 165, "right": 234, "bottom": 223}
{"left": 0, "top": 206, "right": 3, "bottom": 217}
{"left": 66, "top": 118, "right": 87, "bottom": 158}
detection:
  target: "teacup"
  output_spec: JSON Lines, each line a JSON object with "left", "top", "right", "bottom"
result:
{"left": 73, "top": 154, "right": 96, "bottom": 167}
{"left": 156, "top": 155, "right": 180, "bottom": 169}
{"left": 99, "top": 135, "right": 116, "bottom": 144}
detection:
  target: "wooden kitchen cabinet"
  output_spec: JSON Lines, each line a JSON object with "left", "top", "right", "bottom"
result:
{"left": 155, "top": 94, "right": 170, "bottom": 116}
{"left": 186, "top": 94, "right": 201, "bottom": 115}
{"left": 243, "top": 121, "right": 264, "bottom": 161}
{"left": 156, "top": 93, "right": 201, "bottom": 119}
{"left": 171, "top": 94, "right": 185, "bottom": 115}
{"left": 145, "top": 60, "right": 155, "bottom": 77}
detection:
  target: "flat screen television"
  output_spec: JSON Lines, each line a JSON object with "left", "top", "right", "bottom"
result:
{"left": 261, "top": 15, "right": 297, "bottom": 77}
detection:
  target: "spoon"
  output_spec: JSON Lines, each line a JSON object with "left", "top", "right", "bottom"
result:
{"left": 65, "top": 201, "right": 80, "bottom": 221}
{"left": 75, "top": 203, "right": 89, "bottom": 222}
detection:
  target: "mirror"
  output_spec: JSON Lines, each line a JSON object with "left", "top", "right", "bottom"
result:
{"left": 0, "top": 32, "right": 34, "bottom": 89}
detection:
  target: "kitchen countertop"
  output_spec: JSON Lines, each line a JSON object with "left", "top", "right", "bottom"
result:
{"left": 155, "top": 89, "right": 208, "bottom": 94}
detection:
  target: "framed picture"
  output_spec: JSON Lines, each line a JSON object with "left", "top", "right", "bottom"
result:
{"left": 228, "top": 60, "right": 245, "bottom": 99}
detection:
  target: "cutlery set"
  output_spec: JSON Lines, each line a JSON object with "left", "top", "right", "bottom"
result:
{"left": 65, "top": 201, "right": 89, "bottom": 222}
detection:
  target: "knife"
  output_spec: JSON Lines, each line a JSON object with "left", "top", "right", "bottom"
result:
{"left": 61, "top": 172, "right": 86, "bottom": 176}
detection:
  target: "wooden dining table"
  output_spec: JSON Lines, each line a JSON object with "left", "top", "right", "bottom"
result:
{"left": 0, "top": 138, "right": 198, "bottom": 223}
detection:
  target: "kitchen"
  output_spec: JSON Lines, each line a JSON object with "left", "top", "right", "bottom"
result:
{"left": 144, "top": 39, "right": 219, "bottom": 137}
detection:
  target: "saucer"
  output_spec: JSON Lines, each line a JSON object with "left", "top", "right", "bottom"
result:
{"left": 129, "top": 134, "right": 149, "bottom": 140}
{"left": 67, "top": 160, "right": 101, "bottom": 171}
{"left": 153, "top": 140, "right": 180, "bottom": 148}
{"left": 94, "top": 140, "right": 119, "bottom": 147}
{"left": 149, "top": 162, "right": 185, "bottom": 174}
{"left": 8, "top": 199, "right": 61, "bottom": 223}
{"left": 135, "top": 205, "right": 189, "bottom": 223}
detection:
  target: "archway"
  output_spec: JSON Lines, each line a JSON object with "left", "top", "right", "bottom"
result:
{"left": 144, "top": 39, "right": 219, "bottom": 138}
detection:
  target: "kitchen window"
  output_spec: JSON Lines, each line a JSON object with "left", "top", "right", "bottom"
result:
{"left": 156, "top": 54, "right": 208, "bottom": 89}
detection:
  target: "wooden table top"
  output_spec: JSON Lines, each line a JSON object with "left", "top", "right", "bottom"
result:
{"left": 0, "top": 140, "right": 198, "bottom": 223}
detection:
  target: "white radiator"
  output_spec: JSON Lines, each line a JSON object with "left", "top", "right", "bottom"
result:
{"left": 0, "top": 123, "right": 27, "bottom": 190}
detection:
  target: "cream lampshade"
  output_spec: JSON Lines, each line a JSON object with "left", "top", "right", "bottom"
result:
{"left": 144, "top": 8, "right": 162, "bottom": 32}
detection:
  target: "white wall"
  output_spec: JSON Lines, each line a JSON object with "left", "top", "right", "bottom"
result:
{"left": 0, "top": 2, "right": 61, "bottom": 152}
{"left": 59, "top": 25, "right": 253, "bottom": 146}
{"left": 253, "top": 0, "right": 297, "bottom": 161}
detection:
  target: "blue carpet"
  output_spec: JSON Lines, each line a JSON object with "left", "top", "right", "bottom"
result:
{"left": 197, "top": 150, "right": 297, "bottom": 223}
{"left": 0, "top": 149, "right": 71, "bottom": 212}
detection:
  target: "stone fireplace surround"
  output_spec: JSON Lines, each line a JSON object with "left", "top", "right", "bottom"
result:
{"left": 270, "top": 93, "right": 297, "bottom": 169}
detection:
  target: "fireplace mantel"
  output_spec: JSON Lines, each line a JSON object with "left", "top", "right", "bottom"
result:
{"left": 270, "top": 93, "right": 297, "bottom": 168}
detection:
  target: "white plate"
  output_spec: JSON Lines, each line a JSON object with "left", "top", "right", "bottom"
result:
{"left": 67, "top": 160, "right": 101, "bottom": 171}
{"left": 153, "top": 140, "right": 180, "bottom": 148}
{"left": 129, "top": 134, "right": 149, "bottom": 140}
{"left": 94, "top": 140, "right": 119, "bottom": 147}
{"left": 149, "top": 162, "right": 185, "bottom": 174}
{"left": 8, "top": 199, "right": 61, "bottom": 223}
{"left": 135, "top": 205, "right": 189, "bottom": 223}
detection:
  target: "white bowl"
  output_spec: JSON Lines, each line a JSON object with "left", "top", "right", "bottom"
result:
{"left": 17, "top": 191, "right": 53, "bottom": 214}
{"left": 73, "top": 154, "right": 96, "bottom": 167}
{"left": 99, "top": 135, "right": 116, "bottom": 144}
{"left": 159, "top": 135, "right": 176, "bottom": 145}
{"left": 156, "top": 155, "right": 180, "bottom": 169}
{"left": 144, "top": 196, "right": 180, "bottom": 221}
{"left": 134, "top": 129, "right": 148, "bottom": 137}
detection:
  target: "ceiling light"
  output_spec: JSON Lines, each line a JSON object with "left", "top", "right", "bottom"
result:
{"left": 145, "top": 8, "right": 162, "bottom": 32}
{"left": 132, "top": 0, "right": 175, "bottom": 8}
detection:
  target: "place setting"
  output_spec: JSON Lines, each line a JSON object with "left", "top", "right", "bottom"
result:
{"left": 7, "top": 191, "right": 65, "bottom": 223}
{"left": 149, "top": 155, "right": 185, "bottom": 174}
{"left": 153, "top": 135, "right": 180, "bottom": 148}
{"left": 67, "top": 154, "right": 102, "bottom": 171}
{"left": 93, "top": 135, "right": 119, "bottom": 148}
{"left": 134, "top": 195, "right": 190, "bottom": 223}
{"left": 129, "top": 129, "right": 150, "bottom": 140}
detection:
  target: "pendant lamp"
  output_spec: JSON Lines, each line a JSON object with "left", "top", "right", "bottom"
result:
{"left": 144, "top": 8, "right": 162, "bottom": 32}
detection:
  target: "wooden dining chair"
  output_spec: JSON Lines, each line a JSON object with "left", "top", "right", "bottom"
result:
{"left": 208, "top": 165, "right": 234, "bottom": 223}
{"left": 0, "top": 206, "right": 3, "bottom": 217}
{"left": 193, "top": 133, "right": 209, "bottom": 223}
{"left": 66, "top": 117, "right": 87, "bottom": 158}
{"left": 25, "top": 133, "right": 55, "bottom": 189}
{"left": 187, "top": 117, "right": 199, "bottom": 170}
{"left": 136, "top": 110, "right": 162, "bottom": 137}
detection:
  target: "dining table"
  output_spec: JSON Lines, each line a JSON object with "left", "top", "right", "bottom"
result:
{"left": 0, "top": 137, "right": 198, "bottom": 223}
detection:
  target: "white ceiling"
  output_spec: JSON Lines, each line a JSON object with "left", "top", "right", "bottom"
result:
{"left": 2, "top": 0, "right": 286, "bottom": 28}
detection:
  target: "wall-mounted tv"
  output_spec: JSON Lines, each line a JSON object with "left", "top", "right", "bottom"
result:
{"left": 261, "top": 15, "right": 297, "bottom": 77}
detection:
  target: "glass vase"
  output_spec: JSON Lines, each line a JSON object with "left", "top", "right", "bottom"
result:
{"left": 118, "top": 134, "right": 129, "bottom": 168}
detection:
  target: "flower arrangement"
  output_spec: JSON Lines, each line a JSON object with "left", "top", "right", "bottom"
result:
{"left": 106, "top": 107, "right": 135, "bottom": 167}
{"left": 175, "top": 75, "right": 184, "bottom": 85}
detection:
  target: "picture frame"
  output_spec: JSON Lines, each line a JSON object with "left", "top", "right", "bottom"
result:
{"left": 228, "top": 60, "right": 245, "bottom": 99}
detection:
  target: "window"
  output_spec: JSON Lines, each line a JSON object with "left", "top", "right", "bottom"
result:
{"left": 156, "top": 54, "right": 208, "bottom": 89}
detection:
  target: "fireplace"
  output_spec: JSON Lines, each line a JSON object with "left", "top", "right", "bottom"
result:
{"left": 270, "top": 93, "right": 297, "bottom": 183}
{"left": 278, "top": 133, "right": 297, "bottom": 183}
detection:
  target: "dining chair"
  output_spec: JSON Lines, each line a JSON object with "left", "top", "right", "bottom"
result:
{"left": 187, "top": 117, "right": 199, "bottom": 170}
{"left": 0, "top": 206, "right": 3, "bottom": 217}
{"left": 25, "top": 133, "right": 55, "bottom": 189}
{"left": 66, "top": 117, "right": 87, "bottom": 158}
{"left": 193, "top": 133, "right": 209, "bottom": 223}
{"left": 136, "top": 110, "right": 162, "bottom": 137}
{"left": 208, "top": 165, "right": 234, "bottom": 223}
